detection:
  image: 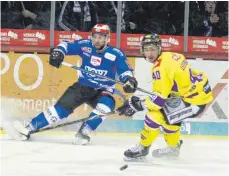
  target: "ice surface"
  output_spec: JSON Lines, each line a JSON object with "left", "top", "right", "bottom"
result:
{"left": 1, "top": 133, "right": 228, "bottom": 176}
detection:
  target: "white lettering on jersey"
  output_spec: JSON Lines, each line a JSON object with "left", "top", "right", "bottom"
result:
{"left": 104, "top": 52, "right": 116, "bottom": 61}
{"left": 85, "top": 66, "right": 108, "bottom": 77}
{"left": 78, "top": 40, "right": 90, "bottom": 44}
{"left": 120, "top": 71, "right": 133, "bottom": 79}
{"left": 90, "top": 55, "right": 102, "bottom": 66}
{"left": 113, "top": 48, "right": 124, "bottom": 56}
{"left": 44, "top": 106, "right": 60, "bottom": 124}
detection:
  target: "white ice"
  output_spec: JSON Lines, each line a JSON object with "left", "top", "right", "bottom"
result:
{"left": 1, "top": 133, "right": 228, "bottom": 176}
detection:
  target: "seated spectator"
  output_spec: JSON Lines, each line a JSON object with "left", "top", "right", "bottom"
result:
{"left": 168, "top": 2, "right": 185, "bottom": 35}
{"left": 94, "top": 2, "right": 118, "bottom": 32}
{"left": 1, "top": 1, "right": 25, "bottom": 29}
{"left": 122, "top": 2, "right": 146, "bottom": 33}
{"left": 20, "top": 1, "right": 51, "bottom": 30}
{"left": 217, "top": 2, "right": 228, "bottom": 37}
{"left": 122, "top": 2, "right": 179, "bottom": 35}
{"left": 58, "top": 1, "right": 98, "bottom": 32}
{"left": 190, "top": 1, "right": 228, "bottom": 37}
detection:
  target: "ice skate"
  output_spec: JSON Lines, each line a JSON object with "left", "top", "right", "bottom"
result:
{"left": 124, "top": 144, "right": 150, "bottom": 162}
{"left": 152, "top": 140, "right": 183, "bottom": 159}
{"left": 72, "top": 123, "right": 91, "bottom": 145}
{"left": 13, "top": 121, "right": 34, "bottom": 141}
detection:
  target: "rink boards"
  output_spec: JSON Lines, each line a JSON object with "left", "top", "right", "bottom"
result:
{"left": 0, "top": 53, "right": 228, "bottom": 138}
{"left": 97, "top": 119, "right": 228, "bottom": 137}
{"left": 0, "top": 119, "right": 228, "bottom": 138}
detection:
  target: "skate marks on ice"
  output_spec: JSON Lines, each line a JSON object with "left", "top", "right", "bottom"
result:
{"left": 123, "top": 138, "right": 228, "bottom": 176}
{"left": 1, "top": 135, "right": 228, "bottom": 176}
{"left": 1, "top": 138, "right": 140, "bottom": 176}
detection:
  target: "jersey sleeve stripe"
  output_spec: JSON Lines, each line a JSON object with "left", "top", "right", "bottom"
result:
{"left": 186, "top": 92, "right": 199, "bottom": 98}
{"left": 149, "top": 94, "right": 166, "bottom": 107}
{"left": 57, "top": 43, "right": 68, "bottom": 52}
{"left": 145, "top": 116, "right": 160, "bottom": 129}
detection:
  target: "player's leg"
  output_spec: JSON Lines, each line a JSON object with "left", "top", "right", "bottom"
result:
{"left": 151, "top": 102, "right": 206, "bottom": 158}
{"left": 13, "top": 103, "right": 71, "bottom": 140}
{"left": 152, "top": 122, "right": 182, "bottom": 158}
{"left": 14, "top": 82, "right": 93, "bottom": 140}
{"left": 73, "top": 92, "right": 115, "bottom": 145}
{"left": 124, "top": 111, "right": 163, "bottom": 160}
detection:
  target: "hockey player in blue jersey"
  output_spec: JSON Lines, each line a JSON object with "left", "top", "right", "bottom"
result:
{"left": 14, "top": 24, "right": 138, "bottom": 144}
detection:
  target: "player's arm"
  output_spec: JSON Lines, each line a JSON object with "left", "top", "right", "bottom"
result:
{"left": 115, "top": 49, "right": 138, "bottom": 93}
{"left": 143, "top": 67, "right": 173, "bottom": 111}
{"left": 117, "top": 61, "right": 175, "bottom": 116}
{"left": 49, "top": 40, "right": 82, "bottom": 68}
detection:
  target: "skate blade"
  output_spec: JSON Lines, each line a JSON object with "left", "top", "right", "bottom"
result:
{"left": 152, "top": 154, "right": 180, "bottom": 161}
{"left": 72, "top": 137, "right": 90, "bottom": 145}
{"left": 123, "top": 156, "right": 147, "bottom": 162}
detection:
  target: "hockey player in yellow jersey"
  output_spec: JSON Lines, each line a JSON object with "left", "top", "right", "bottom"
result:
{"left": 117, "top": 33, "right": 213, "bottom": 161}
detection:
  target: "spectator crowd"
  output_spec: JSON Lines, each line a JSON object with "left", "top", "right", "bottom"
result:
{"left": 1, "top": 1, "right": 228, "bottom": 37}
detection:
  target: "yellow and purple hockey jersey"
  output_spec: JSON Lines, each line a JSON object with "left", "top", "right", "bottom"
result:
{"left": 144, "top": 52, "right": 213, "bottom": 111}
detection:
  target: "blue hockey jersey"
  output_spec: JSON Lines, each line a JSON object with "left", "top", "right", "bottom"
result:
{"left": 57, "top": 39, "right": 134, "bottom": 93}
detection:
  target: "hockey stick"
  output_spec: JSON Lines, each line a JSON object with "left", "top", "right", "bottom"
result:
{"left": 62, "top": 62, "right": 155, "bottom": 96}
{"left": 28, "top": 111, "right": 115, "bottom": 135}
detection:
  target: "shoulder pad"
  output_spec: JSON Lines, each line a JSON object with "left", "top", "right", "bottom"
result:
{"left": 112, "top": 48, "right": 125, "bottom": 57}
{"left": 77, "top": 39, "right": 91, "bottom": 45}
{"left": 171, "top": 52, "right": 185, "bottom": 61}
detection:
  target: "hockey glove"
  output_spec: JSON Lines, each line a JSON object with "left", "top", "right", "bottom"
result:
{"left": 123, "top": 77, "right": 138, "bottom": 93}
{"left": 117, "top": 96, "right": 144, "bottom": 117}
{"left": 49, "top": 48, "right": 65, "bottom": 68}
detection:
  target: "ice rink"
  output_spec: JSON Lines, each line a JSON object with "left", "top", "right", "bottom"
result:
{"left": 1, "top": 133, "right": 228, "bottom": 176}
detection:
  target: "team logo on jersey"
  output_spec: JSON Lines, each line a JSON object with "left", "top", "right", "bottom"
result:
{"left": 81, "top": 47, "right": 92, "bottom": 54}
{"left": 104, "top": 52, "right": 116, "bottom": 61}
{"left": 90, "top": 55, "right": 102, "bottom": 66}
{"left": 172, "top": 54, "right": 181, "bottom": 61}
{"left": 180, "top": 60, "right": 188, "bottom": 70}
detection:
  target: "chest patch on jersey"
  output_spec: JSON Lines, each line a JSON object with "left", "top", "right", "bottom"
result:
{"left": 90, "top": 56, "right": 102, "bottom": 66}
{"left": 81, "top": 47, "right": 92, "bottom": 54}
{"left": 172, "top": 54, "right": 181, "bottom": 61}
{"left": 104, "top": 52, "right": 116, "bottom": 61}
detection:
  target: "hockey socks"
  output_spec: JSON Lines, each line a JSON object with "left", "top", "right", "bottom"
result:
{"left": 83, "top": 95, "right": 115, "bottom": 131}
{"left": 30, "top": 104, "right": 70, "bottom": 130}
{"left": 83, "top": 112, "right": 106, "bottom": 131}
